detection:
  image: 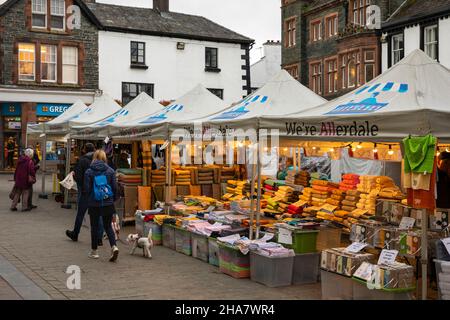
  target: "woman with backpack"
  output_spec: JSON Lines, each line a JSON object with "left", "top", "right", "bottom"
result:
{"left": 84, "top": 150, "right": 119, "bottom": 261}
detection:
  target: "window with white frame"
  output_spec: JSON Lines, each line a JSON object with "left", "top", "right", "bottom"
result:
{"left": 311, "top": 20, "right": 322, "bottom": 41}
{"left": 284, "top": 17, "right": 297, "bottom": 47}
{"left": 62, "top": 47, "right": 78, "bottom": 84}
{"left": 41, "top": 45, "right": 57, "bottom": 82}
{"left": 311, "top": 62, "right": 322, "bottom": 94}
{"left": 364, "top": 50, "right": 375, "bottom": 83}
{"left": 18, "top": 43, "right": 36, "bottom": 81}
{"left": 50, "top": 0, "right": 65, "bottom": 30}
{"left": 424, "top": 25, "right": 438, "bottom": 60}
{"left": 348, "top": 59, "right": 356, "bottom": 88}
{"left": 391, "top": 34, "right": 404, "bottom": 65}
{"left": 32, "top": 0, "right": 47, "bottom": 28}
{"left": 327, "top": 59, "right": 338, "bottom": 93}
{"left": 325, "top": 15, "right": 338, "bottom": 38}
{"left": 351, "top": 0, "right": 371, "bottom": 26}
{"left": 341, "top": 55, "right": 346, "bottom": 89}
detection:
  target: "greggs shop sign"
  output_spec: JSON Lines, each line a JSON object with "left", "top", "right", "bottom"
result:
{"left": 36, "top": 103, "right": 71, "bottom": 117}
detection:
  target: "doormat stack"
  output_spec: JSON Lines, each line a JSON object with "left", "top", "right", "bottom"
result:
{"left": 151, "top": 168, "right": 166, "bottom": 185}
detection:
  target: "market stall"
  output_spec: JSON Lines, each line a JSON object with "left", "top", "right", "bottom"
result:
{"left": 256, "top": 49, "right": 450, "bottom": 299}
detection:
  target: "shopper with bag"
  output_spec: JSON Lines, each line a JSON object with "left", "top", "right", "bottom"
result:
{"left": 28, "top": 147, "right": 40, "bottom": 210}
{"left": 84, "top": 150, "right": 119, "bottom": 261}
{"left": 10, "top": 149, "right": 36, "bottom": 212}
{"left": 66, "top": 143, "right": 104, "bottom": 244}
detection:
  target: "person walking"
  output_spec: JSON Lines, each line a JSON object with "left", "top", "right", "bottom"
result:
{"left": 84, "top": 150, "right": 119, "bottom": 261}
{"left": 10, "top": 149, "right": 36, "bottom": 212}
{"left": 66, "top": 143, "right": 104, "bottom": 244}
{"left": 28, "top": 146, "right": 40, "bottom": 210}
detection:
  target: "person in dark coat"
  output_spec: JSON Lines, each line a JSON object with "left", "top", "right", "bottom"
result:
{"left": 437, "top": 152, "right": 450, "bottom": 208}
{"left": 28, "top": 146, "right": 41, "bottom": 210}
{"left": 66, "top": 143, "right": 104, "bottom": 243}
{"left": 84, "top": 150, "right": 119, "bottom": 261}
{"left": 11, "top": 149, "right": 36, "bottom": 212}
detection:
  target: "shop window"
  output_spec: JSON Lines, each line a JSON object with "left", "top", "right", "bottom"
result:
{"left": 310, "top": 62, "right": 322, "bottom": 94}
{"left": 311, "top": 20, "right": 322, "bottom": 42}
{"left": 351, "top": 0, "right": 371, "bottom": 26}
{"left": 131, "top": 41, "right": 146, "bottom": 66}
{"left": 284, "top": 17, "right": 297, "bottom": 48}
{"left": 208, "top": 88, "right": 224, "bottom": 100}
{"left": 325, "top": 14, "right": 338, "bottom": 38}
{"left": 41, "top": 45, "right": 57, "bottom": 82}
{"left": 205, "top": 47, "right": 219, "bottom": 71}
{"left": 62, "top": 47, "right": 78, "bottom": 84}
{"left": 423, "top": 25, "right": 438, "bottom": 61}
{"left": 50, "top": 0, "right": 65, "bottom": 30}
{"left": 326, "top": 59, "right": 338, "bottom": 93}
{"left": 32, "top": 0, "right": 47, "bottom": 28}
{"left": 18, "top": 43, "right": 36, "bottom": 81}
{"left": 391, "top": 34, "right": 404, "bottom": 66}
{"left": 122, "top": 82, "right": 154, "bottom": 105}
{"left": 284, "top": 64, "right": 299, "bottom": 79}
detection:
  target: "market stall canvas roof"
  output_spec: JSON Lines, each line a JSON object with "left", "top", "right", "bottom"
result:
{"left": 27, "top": 100, "right": 88, "bottom": 136}
{"left": 260, "top": 50, "right": 450, "bottom": 142}
{"left": 182, "top": 70, "right": 326, "bottom": 129}
{"left": 71, "top": 92, "right": 164, "bottom": 138}
{"left": 110, "top": 84, "right": 229, "bottom": 140}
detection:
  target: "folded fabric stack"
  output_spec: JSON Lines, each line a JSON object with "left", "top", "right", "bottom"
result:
{"left": 357, "top": 175, "right": 377, "bottom": 193}
{"left": 340, "top": 189, "right": 361, "bottom": 213}
{"left": 286, "top": 204, "right": 303, "bottom": 215}
{"left": 297, "top": 170, "right": 310, "bottom": 187}
{"left": 263, "top": 183, "right": 277, "bottom": 198}
{"left": 274, "top": 186, "right": 294, "bottom": 202}
{"left": 375, "top": 176, "right": 404, "bottom": 199}
{"left": 151, "top": 169, "right": 166, "bottom": 185}
{"left": 174, "top": 169, "right": 191, "bottom": 186}
{"left": 309, "top": 172, "right": 329, "bottom": 185}
{"left": 265, "top": 197, "right": 282, "bottom": 213}
{"left": 326, "top": 189, "right": 346, "bottom": 209}
{"left": 220, "top": 167, "right": 236, "bottom": 183}
{"left": 243, "top": 181, "right": 258, "bottom": 197}
{"left": 197, "top": 167, "right": 215, "bottom": 185}
{"left": 340, "top": 173, "right": 360, "bottom": 191}
{"left": 355, "top": 191, "right": 378, "bottom": 216}
{"left": 225, "top": 180, "right": 245, "bottom": 195}
{"left": 299, "top": 187, "right": 313, "bottom": 205}
{"left": 117, "top": 168, "right": 143, "bottom": 186}
{"left": 311, "top": 180, "right": 339, "bottom": 207}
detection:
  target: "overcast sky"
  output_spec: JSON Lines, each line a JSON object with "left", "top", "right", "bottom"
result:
{"left": 97, "top": 0, "right": 281, "bottom": 63}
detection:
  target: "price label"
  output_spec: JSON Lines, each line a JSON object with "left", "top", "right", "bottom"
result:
{"left": 378, "top": 249, "right": 399, "bottom": 265}
{"left": 399, "top": 217, "right": 416, "bottom": 229}
{"left": 442, "top": 237, "right": 450, "bottom": 255}
{"left": 345, "top": 242, "right": 368, "bottom": 253}
{"left": 278, "top": 228, "right": 293, "bottom": 245}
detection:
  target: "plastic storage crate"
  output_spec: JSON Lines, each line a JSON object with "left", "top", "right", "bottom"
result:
{"left": 250, "top": 252, "right": 294, "bottom": 287}
{"left": 135, "top": 214, "right": 162, "bottom": 245}
{"left": 277, "top": 229, "right": 319, "bottom": 254}
{"left": 352, "top": 278, "right": 415, "bottom": 300}
{"left": 321, "top": 269, "right": 354, "bottom": 300}
{"left": 316, "top": 226, "right": 342, "bottom": 251}
{"left": 175, "top": 227, "right": 192, "bottom": 256}
{"left": 162, "top": 224, "right": 176, "bottom": 250}
{"left": 218, "top": 242, "right": 250, "bottom": 279}
{"left": 192, "top": 233, "right": 209, "bottom": 263}
{"left": 435, "top": 259, "right": 450, "bottom": 300}
{"left": 208, "top": 237, "right": 220, "bottom": 267}
{"left": 292, "top": 253, "right": 320, "bottom": 285}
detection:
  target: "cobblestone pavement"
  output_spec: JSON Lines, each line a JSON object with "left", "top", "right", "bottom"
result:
{"left": 0, "top": 174, "right": 321, "bottom": 300}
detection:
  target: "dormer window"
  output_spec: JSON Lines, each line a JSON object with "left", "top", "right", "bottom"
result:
{"left": 32, "top": 0, "right": 47, "bottom": 28}
{"left": 50, "top": 0, "right": 65, "bottom": 30}
{"left": 31, "top": 0, "right": 66, "bottom": 31}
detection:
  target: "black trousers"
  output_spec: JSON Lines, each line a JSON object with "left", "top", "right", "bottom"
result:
{"left": 88, "top": 206, "right": 117, "bottom": 251}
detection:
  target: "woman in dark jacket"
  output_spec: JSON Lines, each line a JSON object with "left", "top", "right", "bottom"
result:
{"left": 84, "top": 150, "right": 119, "bottom": 261}
{"left": 11, "top": 149, "right": 36, "bottom": 212}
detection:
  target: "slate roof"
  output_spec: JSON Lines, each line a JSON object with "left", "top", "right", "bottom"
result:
{"left": 86, "top": 2, "right": 253, "bottom": 44}
{"left": 383, "top": 0, "right": 450, "bottom": 29}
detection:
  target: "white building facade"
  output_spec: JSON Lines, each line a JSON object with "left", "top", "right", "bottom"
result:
{"left": 250, "top": 41, "right": 281, "bottom": 91}
{"left": 87, "top": 0, "right": 253, "bottom": 105}
{"left": 381, "top": 0, "right": 450, "bottom": 72}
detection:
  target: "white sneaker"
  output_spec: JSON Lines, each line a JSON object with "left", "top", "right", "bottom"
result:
{"left": 88, "top": 250, "right": 99, "bottom": 259}
{"left": 109, "top": 246, "right": 119, "bottom": 262}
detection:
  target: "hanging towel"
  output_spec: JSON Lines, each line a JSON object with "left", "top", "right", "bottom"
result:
{"left": 403, "top": 134, "right": 437, "bottom": 174}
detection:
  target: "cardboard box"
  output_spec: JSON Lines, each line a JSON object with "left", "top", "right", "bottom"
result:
{"left": 124, "top": 186, "right": 138, "bottom": 218}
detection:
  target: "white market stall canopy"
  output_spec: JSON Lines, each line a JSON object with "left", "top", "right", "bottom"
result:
{"left": 27, "top": 100, "right": 88, "bottom": 137}
{"left": 260, "top": 50, "right": 450, "bottom": 143}
{"left": 71, "top": 92, "right": 164, "bottom": 139}
{"left": 110, "top": 84, "right": 229, "bottom": 140}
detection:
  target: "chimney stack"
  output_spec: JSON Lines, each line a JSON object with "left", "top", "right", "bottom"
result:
{"left": 153, "top": 0, "right": 169, "bottom": 12}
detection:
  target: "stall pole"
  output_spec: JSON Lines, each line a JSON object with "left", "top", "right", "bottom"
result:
{"left": 164, "top": 140, "right": 172, "bottom": 213}
{"left": 421, "top": 208, "right": 428, "bottom": 300}
{"left": 297, "top": 147, "right": 302, "bottom": 169}
{"left": 39, "top": 135, "right": 48, "bottom": 199}
{"left": 249, "top": 147, "right": 257, "bottom": 240}
{"left": 61, "top": 137, "right": 72, "bottom": 209}
{"left": 293, "top": 147, "right": 297, "bottom": 171}
{"left": 255, "top": 142, "right": 262, "bottom": 239}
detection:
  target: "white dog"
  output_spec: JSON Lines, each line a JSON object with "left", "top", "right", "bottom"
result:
{"left": 127, "top": 229, "right": 153, "bottom": 259}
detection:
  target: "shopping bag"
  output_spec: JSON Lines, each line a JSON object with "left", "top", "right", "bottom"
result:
{"left": 59, "top": 173, "right": 77, "bottom": 191}
{"left": 9, "top": 186, "right": 18, "bottom": 200}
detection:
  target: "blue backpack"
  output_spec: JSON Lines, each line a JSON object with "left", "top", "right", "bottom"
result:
{"left": 93, "top": 174, "right": 113, "bottom": 202}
